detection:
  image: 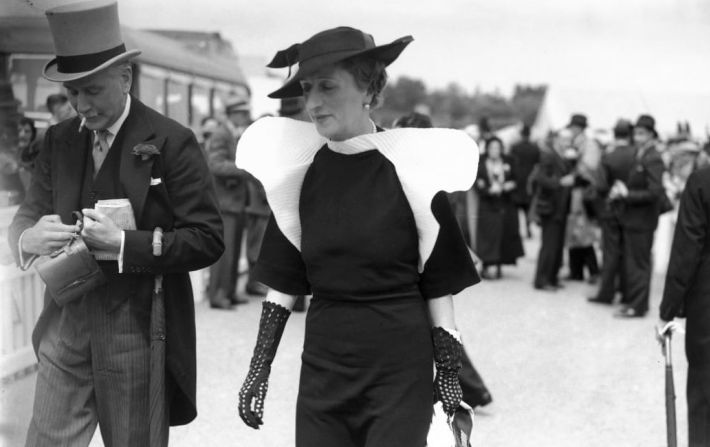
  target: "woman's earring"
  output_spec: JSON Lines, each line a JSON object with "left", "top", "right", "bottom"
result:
{"left": 364, "top": 103, "right": 371, "bottom": 110}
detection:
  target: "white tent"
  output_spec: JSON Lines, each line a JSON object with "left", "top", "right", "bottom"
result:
{"left": 533, "top": 86, "right": 710, "bottom": 141}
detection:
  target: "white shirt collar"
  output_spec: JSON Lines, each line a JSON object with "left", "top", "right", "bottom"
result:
{"left": 98, "top": 94, "right": 131, "bottom": 147}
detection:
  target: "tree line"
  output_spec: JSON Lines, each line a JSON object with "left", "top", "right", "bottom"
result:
{"left": 374, "top": 76, "right": 546, "bottom": 130}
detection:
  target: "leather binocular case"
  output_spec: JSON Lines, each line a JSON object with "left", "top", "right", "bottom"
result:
{"left": 34, "top": 236, "right": 106, "bottom": 306}
{"left": 22, "top": 211, "right": 106, "bottom": 306}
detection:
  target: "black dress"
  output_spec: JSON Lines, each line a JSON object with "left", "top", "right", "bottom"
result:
{"left": 474, "top": 155, "right": 524, "bottom": 266}
{"left": 253, "top": 145, "right": 479, "bottom": 447}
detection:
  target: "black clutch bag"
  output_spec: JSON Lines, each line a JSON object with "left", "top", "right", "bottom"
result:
{"left": 21, "top": 212, "right": 106, "bottom": 306}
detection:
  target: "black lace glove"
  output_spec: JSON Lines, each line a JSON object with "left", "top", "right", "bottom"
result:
{"left": 432, "top": 326, "right": 464, "bottom": 416}
{"left": 238, "top": 301, "right": 290, "bottom": 429}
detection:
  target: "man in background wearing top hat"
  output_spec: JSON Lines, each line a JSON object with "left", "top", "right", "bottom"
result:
{"left": 204, "top": 94, "right": 253, "bottom": 309}
{"left": 8, "top": 1, "right": 224, "bottom": 445}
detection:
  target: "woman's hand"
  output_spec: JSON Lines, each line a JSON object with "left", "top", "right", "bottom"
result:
{"left": 238, "top": 362, "right": 271, "bottom": 429}
{"left": 432, "top": 327, "right": 463, "bottom": 416}
{"left": 238, "top": 299, "right": 291, "bottom": 429}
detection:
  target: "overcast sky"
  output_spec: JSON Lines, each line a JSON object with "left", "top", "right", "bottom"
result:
{"left": 8, "top": 0, "right": 710, "bottom": 94}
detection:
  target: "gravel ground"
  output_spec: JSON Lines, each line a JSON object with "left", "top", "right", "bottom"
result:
{"left": 1, "top": 234, "right": 688, "bottom": 447}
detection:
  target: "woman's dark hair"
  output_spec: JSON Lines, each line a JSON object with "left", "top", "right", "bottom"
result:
{"left": 45, "top": 93, "right": 68, "bottom": 113}
{"left": 394, "top": 112, "right": 433, "bottom": 129}
{"left": 485, "top": 136, "right": 504, "bottom": 152}
{"left": 337, "top": 55, "right": 388, "bottom": 108}
{"left": 19, "top": 116, "right": 37, "bottom": 141}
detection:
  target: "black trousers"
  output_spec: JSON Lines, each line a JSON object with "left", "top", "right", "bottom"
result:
{"left": 595, "top": 218, "right": 625, "bottom": 303}
{"left": 568, "top": 246, "right": 599, "bottom": 279}
{"left": 688, "top": 366, "right": 710, "bottom": 446}
{"left": 534, "top": 218, "right": 566, "bottom": 287}
{"left": 208, "top": 212, "right": 245, "bottom": 302}
{"left": 621, "top": 227, "right": 655, "bottom": 315}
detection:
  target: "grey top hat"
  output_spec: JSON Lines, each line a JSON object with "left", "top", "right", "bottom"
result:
{"left": 42, "top": 0, "right": 141, "bottom": 82}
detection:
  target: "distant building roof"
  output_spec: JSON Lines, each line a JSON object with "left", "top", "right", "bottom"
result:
{"left": 143, "top": 29, "right": 238, "bottom": 60}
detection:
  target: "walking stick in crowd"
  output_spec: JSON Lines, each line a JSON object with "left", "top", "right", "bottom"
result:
{"left": 662, "top": 328, "right": 677, "bottom": 447}
{"left": 149, "top": 227, "right": 168, "bottom": 447}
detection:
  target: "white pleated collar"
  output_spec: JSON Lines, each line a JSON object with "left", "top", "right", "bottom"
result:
{"left": 236, "top": 117, "right": 479, "bottom": 271}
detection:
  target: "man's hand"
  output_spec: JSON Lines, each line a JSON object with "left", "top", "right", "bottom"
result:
{"left": 81, "top": 208, "right": 122, "bottom": 253}
{"left": 559, "top": 174, "right": 575, "bottom": 187}
{"left": 655, "top": 319, "right": 682, "bottom": 346}
{"left": 21, "top": 215, "right": 80, "bottom": 255}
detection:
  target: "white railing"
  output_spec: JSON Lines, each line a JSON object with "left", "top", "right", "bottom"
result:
{"left": 0, "top": 205, "right": 208, "bottom": 380}
{"left": 1, "top": 205, "right": 44, "bottom": 380}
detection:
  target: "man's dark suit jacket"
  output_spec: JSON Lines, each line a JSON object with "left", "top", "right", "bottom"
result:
{"left": 615, "top": 145, "right": 665, "bottom": 231}
{"left": 661, "top": 166, "right": 710, "bottom": 367}
{"left": 510, "top": 139, "right": 540, "bottom": 205}
{"left": 8, "top": 97, "right": 224, "bottom": 425}
{"left": 598, "top": 143, "right": 636, "bottom": 220}
{"left": 532, "top": 150, "right": 571, "bottom": 222}
{"left": 206, "top": 123, "right": 250, "bottom": 215}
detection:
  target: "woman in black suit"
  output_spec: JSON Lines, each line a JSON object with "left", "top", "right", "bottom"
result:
{"left": 236, "top": 27, "right": 480, "bottom": 446}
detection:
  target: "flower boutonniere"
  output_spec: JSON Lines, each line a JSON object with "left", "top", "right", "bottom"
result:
{"left": 132, "top": 143, "right": 160, "bottom": 161}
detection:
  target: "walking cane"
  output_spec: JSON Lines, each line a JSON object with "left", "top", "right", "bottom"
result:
{"left": 149, "top": 227, "right": 168, "bottom": 446}
{"left": 663, "top": 329, "right": 677, "bottom": 447}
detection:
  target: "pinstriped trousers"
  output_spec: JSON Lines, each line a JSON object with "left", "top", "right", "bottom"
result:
{"left": 25, "top": 279, "right": 160, "bottom": 447}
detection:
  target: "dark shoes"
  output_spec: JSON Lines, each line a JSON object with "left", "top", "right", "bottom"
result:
{"left": 587, "top": 296, "right": 612, "bottom": 305}
{"left": 209, "top": 290, "right": 233, "bottom": 310}
{"left": 534, "top": 283, "right": 558, "bottom": 291}
{"left": 245, "top": 282, "right": 269, "bottom": 297}
{"left": 614, "top": 307, "right": 646, "bottom": 318}
{"left": 229, "top": 294, "right": 249, "bottom": 305}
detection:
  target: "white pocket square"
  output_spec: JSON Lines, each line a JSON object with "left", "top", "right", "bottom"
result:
{"left": 150, "top": 177, "right": 162, "bottom": 186}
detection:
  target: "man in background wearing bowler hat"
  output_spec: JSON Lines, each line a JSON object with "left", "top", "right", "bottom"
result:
{"left": 610, "top": 114, "right": 665, "bottom": 317}
{"left": 205, "top": 94, "right": 252, "bottom": 308}
{"left": 8, "top": 1, "right": 223, "bottom": 445}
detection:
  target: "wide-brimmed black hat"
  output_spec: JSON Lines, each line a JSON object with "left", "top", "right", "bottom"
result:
{"left": 634, "top": 114, "right": 658, "bottom": 137}
{"left": 567, "top": 113, "right": 588, "bottom": 129}
{"left": 267, "top": 26, "right": 413, "bottom": 99}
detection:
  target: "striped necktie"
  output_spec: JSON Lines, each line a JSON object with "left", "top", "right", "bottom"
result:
{"left": 93, "top": 129, "right": 110, "bottom": 176}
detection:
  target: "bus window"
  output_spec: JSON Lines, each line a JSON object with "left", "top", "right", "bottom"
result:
{"left": 191, "top": 82, "right": 211, "bottom": 128}
{"left": 167, "top": 77, "right": 189, "bottom": 125}
{"left": 138, "top": 66, "right": 165, "bottom": 116}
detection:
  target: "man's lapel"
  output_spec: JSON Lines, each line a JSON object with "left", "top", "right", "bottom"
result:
{"left": 56, "top": 120, "right": 91, "bottom": 223}
{"left": 117, "top": 98, "right": 165, "bottom": 225}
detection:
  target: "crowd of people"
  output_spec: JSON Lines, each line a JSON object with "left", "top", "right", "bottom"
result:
{"left": 3, "top": 1, "right": 710, "bottom": 446}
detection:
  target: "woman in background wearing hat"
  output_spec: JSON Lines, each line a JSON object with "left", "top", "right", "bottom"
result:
{"left": 235, "top": 27, "right": 480, "bottom": 446}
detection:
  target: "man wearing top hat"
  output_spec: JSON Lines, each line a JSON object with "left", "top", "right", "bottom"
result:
{"left": 8, "top": 1, "right": 223, "bottom": 445}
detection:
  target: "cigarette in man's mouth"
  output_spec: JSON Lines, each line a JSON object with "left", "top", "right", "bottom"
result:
{"left": 79, "top": 117, "right": 86, "bottom": 132}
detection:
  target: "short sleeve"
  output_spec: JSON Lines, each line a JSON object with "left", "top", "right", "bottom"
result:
{"left": 251, "top": 215, "right": 311, "bottom": 295}
{"left": 419, "top": 191, "right": 481, "bottom": 298}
